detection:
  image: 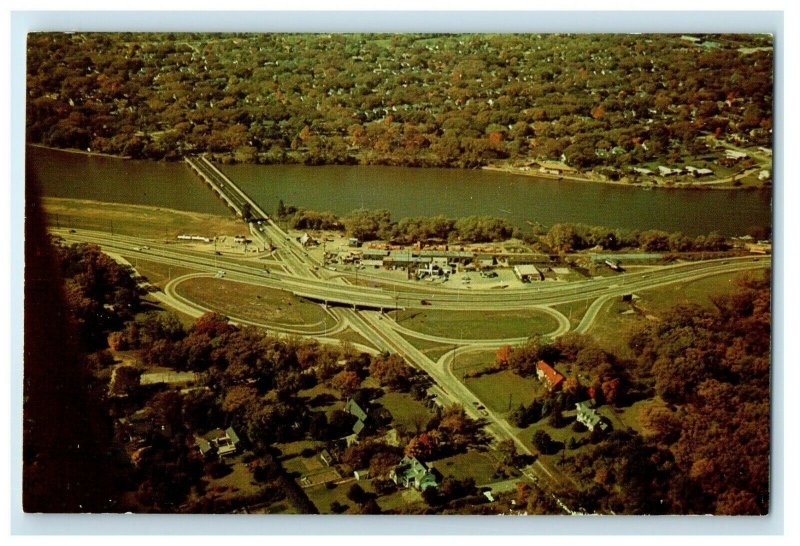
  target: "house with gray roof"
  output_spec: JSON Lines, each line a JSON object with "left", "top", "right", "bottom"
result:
{"left": 389, "top": 456, "right": 439, "bottom": 491}
{"left": 575, "top": 402, "right": 608, "bottom": 432}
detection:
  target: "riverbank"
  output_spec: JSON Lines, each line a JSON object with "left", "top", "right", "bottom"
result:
{"left": 28, "top": 143, "right": 131, "bottom": 160}
{"left": 482, "top": 163, "right": 766, "bottom": 191}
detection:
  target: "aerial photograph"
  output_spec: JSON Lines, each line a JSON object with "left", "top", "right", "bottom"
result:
{"left": 23, "top": 32, "right": 772, "bottom": 516}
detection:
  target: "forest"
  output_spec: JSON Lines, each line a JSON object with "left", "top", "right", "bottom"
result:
{"left": 505, "top": 270, "right": 770, "bottom": 515}
{"left": 26, "top": 33, "right": 772, "bottom": 169}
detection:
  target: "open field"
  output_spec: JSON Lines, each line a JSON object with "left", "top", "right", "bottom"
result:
{"left": 329, "top": 329, "right": 378, "bottom": 352}
{"left": 376, "top": 392, "right": 435, "bottom": 433}
{"left": 43, "top": 197, "right": 246, "bottom": 240}
{"left": 432, "top": 450, "right": 499, "bottom": 485}
{"left": 395, "top": 332, "right": 453, "bottom": 361}
{"left": 297, "top": 384, "right": 345, "bottom": 417}
{"left": 174, "top": 277, "right": 326, "bottom": 326}
{"left": 390, "top": 308, "right": 559, "bottom": 339}
{"left": 551, "top": 299, "right": 593, "bottom": 329}
{"left": 303, "top": 482, "right": 352, "bottom": 513}
{"left": 587, "top": 268, "right": 768, "bottom": 356}
{"left": 451, "top": 350, "right": 543, "bottom": 417}
{"left": 636, "top": 267, "right": 768, "bottom": 315}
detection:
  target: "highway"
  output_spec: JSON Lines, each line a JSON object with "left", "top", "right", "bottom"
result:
{"left": 51, "top": 158, "right": 769, "bottom": 513}
{"left": 54, "top": 228, "right": 767, "bottom": 312}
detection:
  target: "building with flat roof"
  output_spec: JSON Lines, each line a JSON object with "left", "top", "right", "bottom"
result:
{"left": 513, "top": 264, "right": 544, "bottom": 282}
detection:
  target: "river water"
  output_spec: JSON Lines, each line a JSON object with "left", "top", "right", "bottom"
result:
{"left": 29, "top": 146, "right": 772, "bottom": 237}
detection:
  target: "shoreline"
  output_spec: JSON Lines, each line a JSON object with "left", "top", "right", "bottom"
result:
{"left": 481, "top": 164, "right": 765, "bottom": 192}
{"left": 28, "top": 143, "right": 131, "bottom": 160}
{"left": 28, "top": 142, "right": 767, "bottom": 192}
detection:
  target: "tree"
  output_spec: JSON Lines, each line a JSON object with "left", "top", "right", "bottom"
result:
{"left": 369, "top": 451, "right": 400, "bottom": 479}
{"left": 600, "top": 378, "right": 621, "bottom": 406}
{"left": 346, "top": 483, "right": 368, "bottom": 505}
{"left": 532, "top": 430, "right": 553, "bottom": 454}
{"left": 495, "top": 345, "right": 513, "bottom": 369}
{"left": 498, "top": 438, "right": 518, "bottom": 465}
{"left": 369, "top": 353, "right": 412, "bottom": 391}
{"left": 331, "top": 370, "right": 361, "bottom": 399}
{"left": 404, "top": 432, "right": 439, "bottom": 459}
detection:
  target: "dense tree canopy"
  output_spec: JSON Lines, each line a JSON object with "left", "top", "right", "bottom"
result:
{"left": 27, "top": 33, "right": 772, "bottom": 168}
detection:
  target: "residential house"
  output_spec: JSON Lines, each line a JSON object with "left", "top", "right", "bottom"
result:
{"left": 685, "top": 166, "right": 714, "bottom": 177}
{"left": 575, "top": 402, "right": 608, "bottom": 432}
{"left": 319, "top": 449, "right": 334, "bottom": 467}
{"left": 657, "top": 166, "right": 682, "bottom": 177}
{"left": 195, "top": 426, "right": 242, "bottom": 458}
{"left": 345, "top": 398, "right": 368, "bottom": 422}
{"left": 344, "top": 398, "right": 369, "bottom": 446}
{"left": 389, "top": 456, "right": 438, "bottom": 491}
{"left": 535, "top": 361, "right": 565, "bottom": 391}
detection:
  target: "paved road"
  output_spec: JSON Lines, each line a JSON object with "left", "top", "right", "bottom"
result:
{"left": 56, "top": 228, "right": 768, "bottom": 312}
{"left": 54, "top": 160, "right": 770, "bottom": 514}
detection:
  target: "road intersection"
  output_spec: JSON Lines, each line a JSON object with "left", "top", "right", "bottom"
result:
{"left": 49, "top": 158, "right": 768, "bottom": 513}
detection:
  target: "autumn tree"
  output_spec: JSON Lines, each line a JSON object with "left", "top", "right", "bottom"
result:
{"left": 369, "top": 353, "right": 413, "bottom": 391}
{"left": 495, "top": 345, "right": 513, "bottom": 369}
{"left": 331, "top": 370, "right": 361, "bottom": 399}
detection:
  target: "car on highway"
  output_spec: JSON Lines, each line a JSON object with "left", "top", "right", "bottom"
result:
{"left": 420, "top": 299, "right": 432, "bottom": 306}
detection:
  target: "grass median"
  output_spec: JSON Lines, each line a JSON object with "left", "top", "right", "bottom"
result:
{"left": 174, "top": 276, "right": 326, "bottom": 326}
{"left": 389, "top": 308, "right": 559, "bottom": 340}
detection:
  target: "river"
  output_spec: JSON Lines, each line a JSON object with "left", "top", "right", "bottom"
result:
{"left": 28, "top": 146, "right": 772, "bottom": 237}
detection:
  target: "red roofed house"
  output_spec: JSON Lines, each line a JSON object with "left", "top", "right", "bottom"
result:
{"left": 536, "top": 361, "right": 565, "bottom": 391}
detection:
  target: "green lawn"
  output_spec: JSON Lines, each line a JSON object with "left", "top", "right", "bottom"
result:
{"left": 396, "top": 332, "right": 453, "bottom": 362}
{"left": 450, "top": 350, "right": 543, "bottom": 417}
{"left": 44, "top": 197, "right": 245, "bottom": 240}
{"left": 297, "top": 384, "right": 344, "bottom": 416}
{"left": 551, "top": 298, "right": 594, "bottom": 329}
{"left": 201, "top": 454, "right": 263, "bottom": 502}
{"left": 125, "top": 257, "right": 199, "bottom": 288}
{"left": 134, "top": 296, "right": 198, "bottom": 328}
{"left": 329, "top": 329, "right": 379, "bottom": 352}
{"left": 587, "top": 269, "right": 768, "bottom": 357}
{"left": 377, "top": 391, "right": 435, "bottom": 433}
{"left": 637, "top": 269, "right": 766, "bottom": 315}
{"left": 175, "top": 277, "right": 326, "bottom": 325}
{"left": 584, "top": 298, "right": 642, "bottom": 358}
{"left": 432, "top": 450, "right": 500, "bottom": 486}
{"left": 390, "top": 308, "right": 559, "bottom": 339}
{"left": 303, "top": 482, "right": 353, "bottom": 513}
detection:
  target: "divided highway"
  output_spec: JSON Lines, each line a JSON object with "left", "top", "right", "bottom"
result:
{"left": 51, "top": 158, "right": 769, "bottom": 514}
